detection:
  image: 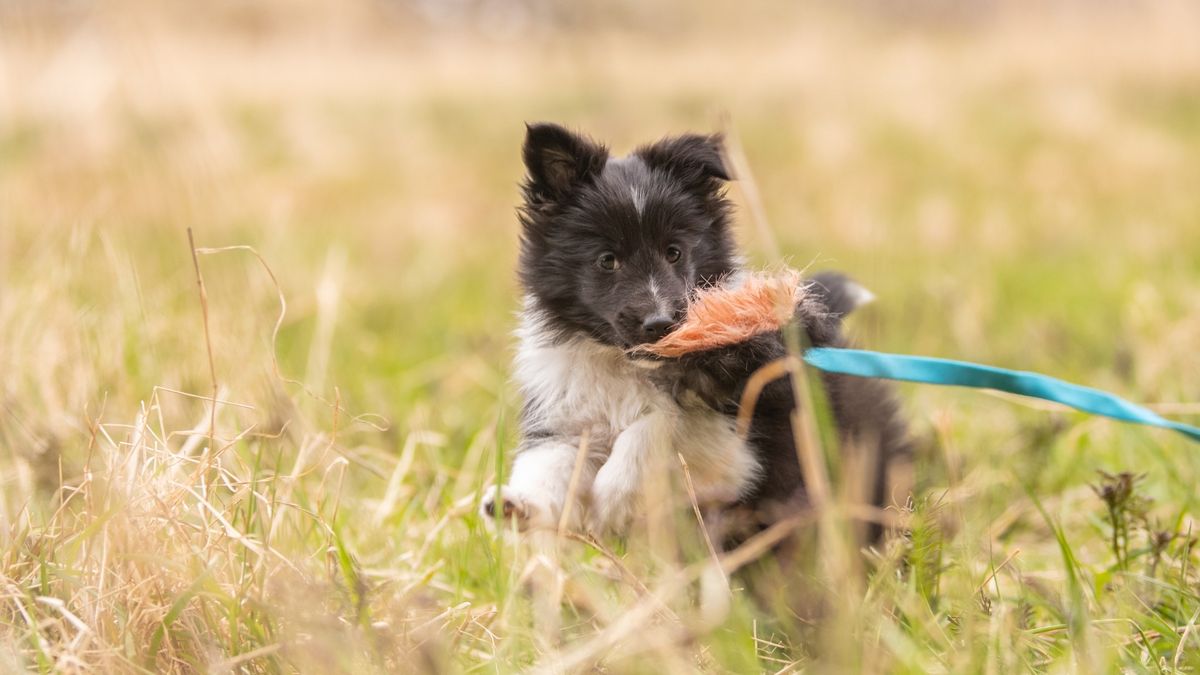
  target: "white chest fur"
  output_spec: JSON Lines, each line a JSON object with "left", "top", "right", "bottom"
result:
{"left": 507, "top": 310, "right": 761, "bottom": 531}
{"left": 514, "top": 317, "right": 665, "bottom": 449}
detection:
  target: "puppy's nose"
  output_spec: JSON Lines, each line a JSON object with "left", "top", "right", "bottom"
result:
{"left": 641, "top": 315, "right": 674, "bottom": 341}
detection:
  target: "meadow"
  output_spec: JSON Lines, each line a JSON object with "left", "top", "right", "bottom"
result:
{"left": 2, "top": 1, "right": 1199, "bottom": 671}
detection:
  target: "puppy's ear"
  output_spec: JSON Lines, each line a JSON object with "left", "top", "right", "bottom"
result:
{"left": 522, "top": 123, "right": 608, "bottom": 203}
{"left": 636, "top": 133, "right": 730, "bottom": 192}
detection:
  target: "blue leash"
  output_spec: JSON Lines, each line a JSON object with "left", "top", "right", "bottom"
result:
{"left": 803, "top": 347, "right": 1200, "bottom": 443}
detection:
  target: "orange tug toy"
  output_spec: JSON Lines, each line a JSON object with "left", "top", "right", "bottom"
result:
{"left": 636, "top": 270, "right": 803, "bottom": 358}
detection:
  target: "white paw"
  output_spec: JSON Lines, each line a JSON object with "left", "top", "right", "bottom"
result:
{"left": 587, "top": 466, "right": 637, "bottom": 535}
{"left": 480, "top": 485, "right": 555, "bottom": 531}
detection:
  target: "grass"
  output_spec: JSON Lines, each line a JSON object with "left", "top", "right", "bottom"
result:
{"left": 2, "top": 1, "right": 1199, "bottom": 671}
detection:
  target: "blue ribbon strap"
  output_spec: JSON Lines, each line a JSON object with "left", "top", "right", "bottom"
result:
{"left": 803, "top": 347, "right": 1200, "bottom": 443}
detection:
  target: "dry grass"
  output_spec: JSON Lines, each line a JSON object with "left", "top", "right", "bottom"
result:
{"left": 2, "top": 1, "right": 1200, "bottom": 672}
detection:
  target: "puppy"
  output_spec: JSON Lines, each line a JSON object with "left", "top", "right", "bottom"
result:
{"left": 482, "top": 123, "right": 909, "bottom": 541}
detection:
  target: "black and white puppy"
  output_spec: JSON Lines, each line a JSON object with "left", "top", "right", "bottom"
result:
{"left": 482, "top": 123, "right": 909, "bottom": 539}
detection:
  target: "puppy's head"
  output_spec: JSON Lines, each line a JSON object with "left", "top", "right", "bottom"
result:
{"left": 517, "top": 123, "right": 737, "bottom": 350}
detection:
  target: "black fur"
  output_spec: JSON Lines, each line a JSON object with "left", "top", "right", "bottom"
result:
{"left": 519, "top": 123, "right": 737, "bottom": 349}
{"left": 517, "top": 123, "right": 910, "bottom": 541}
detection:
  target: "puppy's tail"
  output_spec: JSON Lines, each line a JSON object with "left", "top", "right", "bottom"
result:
{"left": 806, "top": 271, "right": 876, "bottom": 319}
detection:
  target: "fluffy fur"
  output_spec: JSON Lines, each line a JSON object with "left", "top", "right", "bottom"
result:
{"left": 482, "top": 123, "right": 910, "bottom": 543}
{"left": 635, "top": 269, "right": 803, "bottom": 358}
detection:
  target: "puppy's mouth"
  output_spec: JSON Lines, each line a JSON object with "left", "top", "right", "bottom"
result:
{"left": 625, "top": 349, "right": 663, "bottom": 359}
{"left": 621, "top": 339, "right": 671, "bottom": 366}
{"left": 613, "top": 317, "right": 684, "bottom": 359}
{"left": 626, "top": 352, "right": 665, "bottom": 369}
{"left": 618, "top": 336, "right": 668, "bottom": 352}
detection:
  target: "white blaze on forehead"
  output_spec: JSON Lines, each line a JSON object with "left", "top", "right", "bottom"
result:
{"left": 630, "top": 185, "right": 646, "bottom": 219}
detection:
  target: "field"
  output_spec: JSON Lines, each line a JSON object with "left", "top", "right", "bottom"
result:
{"left": 2, "top": 1, "right": 1200, "bottom": 672}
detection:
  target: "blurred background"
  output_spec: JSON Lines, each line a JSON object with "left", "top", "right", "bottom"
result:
{"left": 2, "top": 0, "right": 1199, "bottom": 671}
{"left": 4, "top": 0, "right": 1198, "bottom": 419}
{"left": 6, "top": 0, "right": 1200, "bottom": 486}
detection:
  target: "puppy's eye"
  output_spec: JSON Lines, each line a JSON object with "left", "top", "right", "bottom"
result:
{"left": 665, "top": 245, "right": 682, "bottom": 264}
{"left": 597, "top": 252, "right": 619, "bottom": 271}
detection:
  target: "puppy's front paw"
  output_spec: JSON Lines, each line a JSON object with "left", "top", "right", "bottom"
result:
{"left": 480, "top": 486, "right": 554, "bottom": 531}
{"left": 586, "top": 466, "right": 637, "bottom": 536}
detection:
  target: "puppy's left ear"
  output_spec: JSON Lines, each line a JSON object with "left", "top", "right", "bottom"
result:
{"left": 636, "top": 133, "right": 730, "bottom": 193}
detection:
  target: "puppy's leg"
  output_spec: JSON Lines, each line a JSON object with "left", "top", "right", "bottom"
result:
{"left": 588, "top": 411, "right": 674, "bottom": 535}
{"left": 481, "top": 439, "right": 591, "bottom": 531}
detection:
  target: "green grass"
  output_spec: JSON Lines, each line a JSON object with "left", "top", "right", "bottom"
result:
{"left": 1, "top": 2, "right": 1199, "bottom": 672}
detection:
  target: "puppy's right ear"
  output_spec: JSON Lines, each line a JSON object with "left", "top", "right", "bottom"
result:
{"left": 522, "top": 123, "right": 608, "bottom": 204}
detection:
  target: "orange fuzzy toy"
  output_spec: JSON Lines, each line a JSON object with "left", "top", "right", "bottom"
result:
{"left": 638, "top": 270, "right": 803, "bottom": 358}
